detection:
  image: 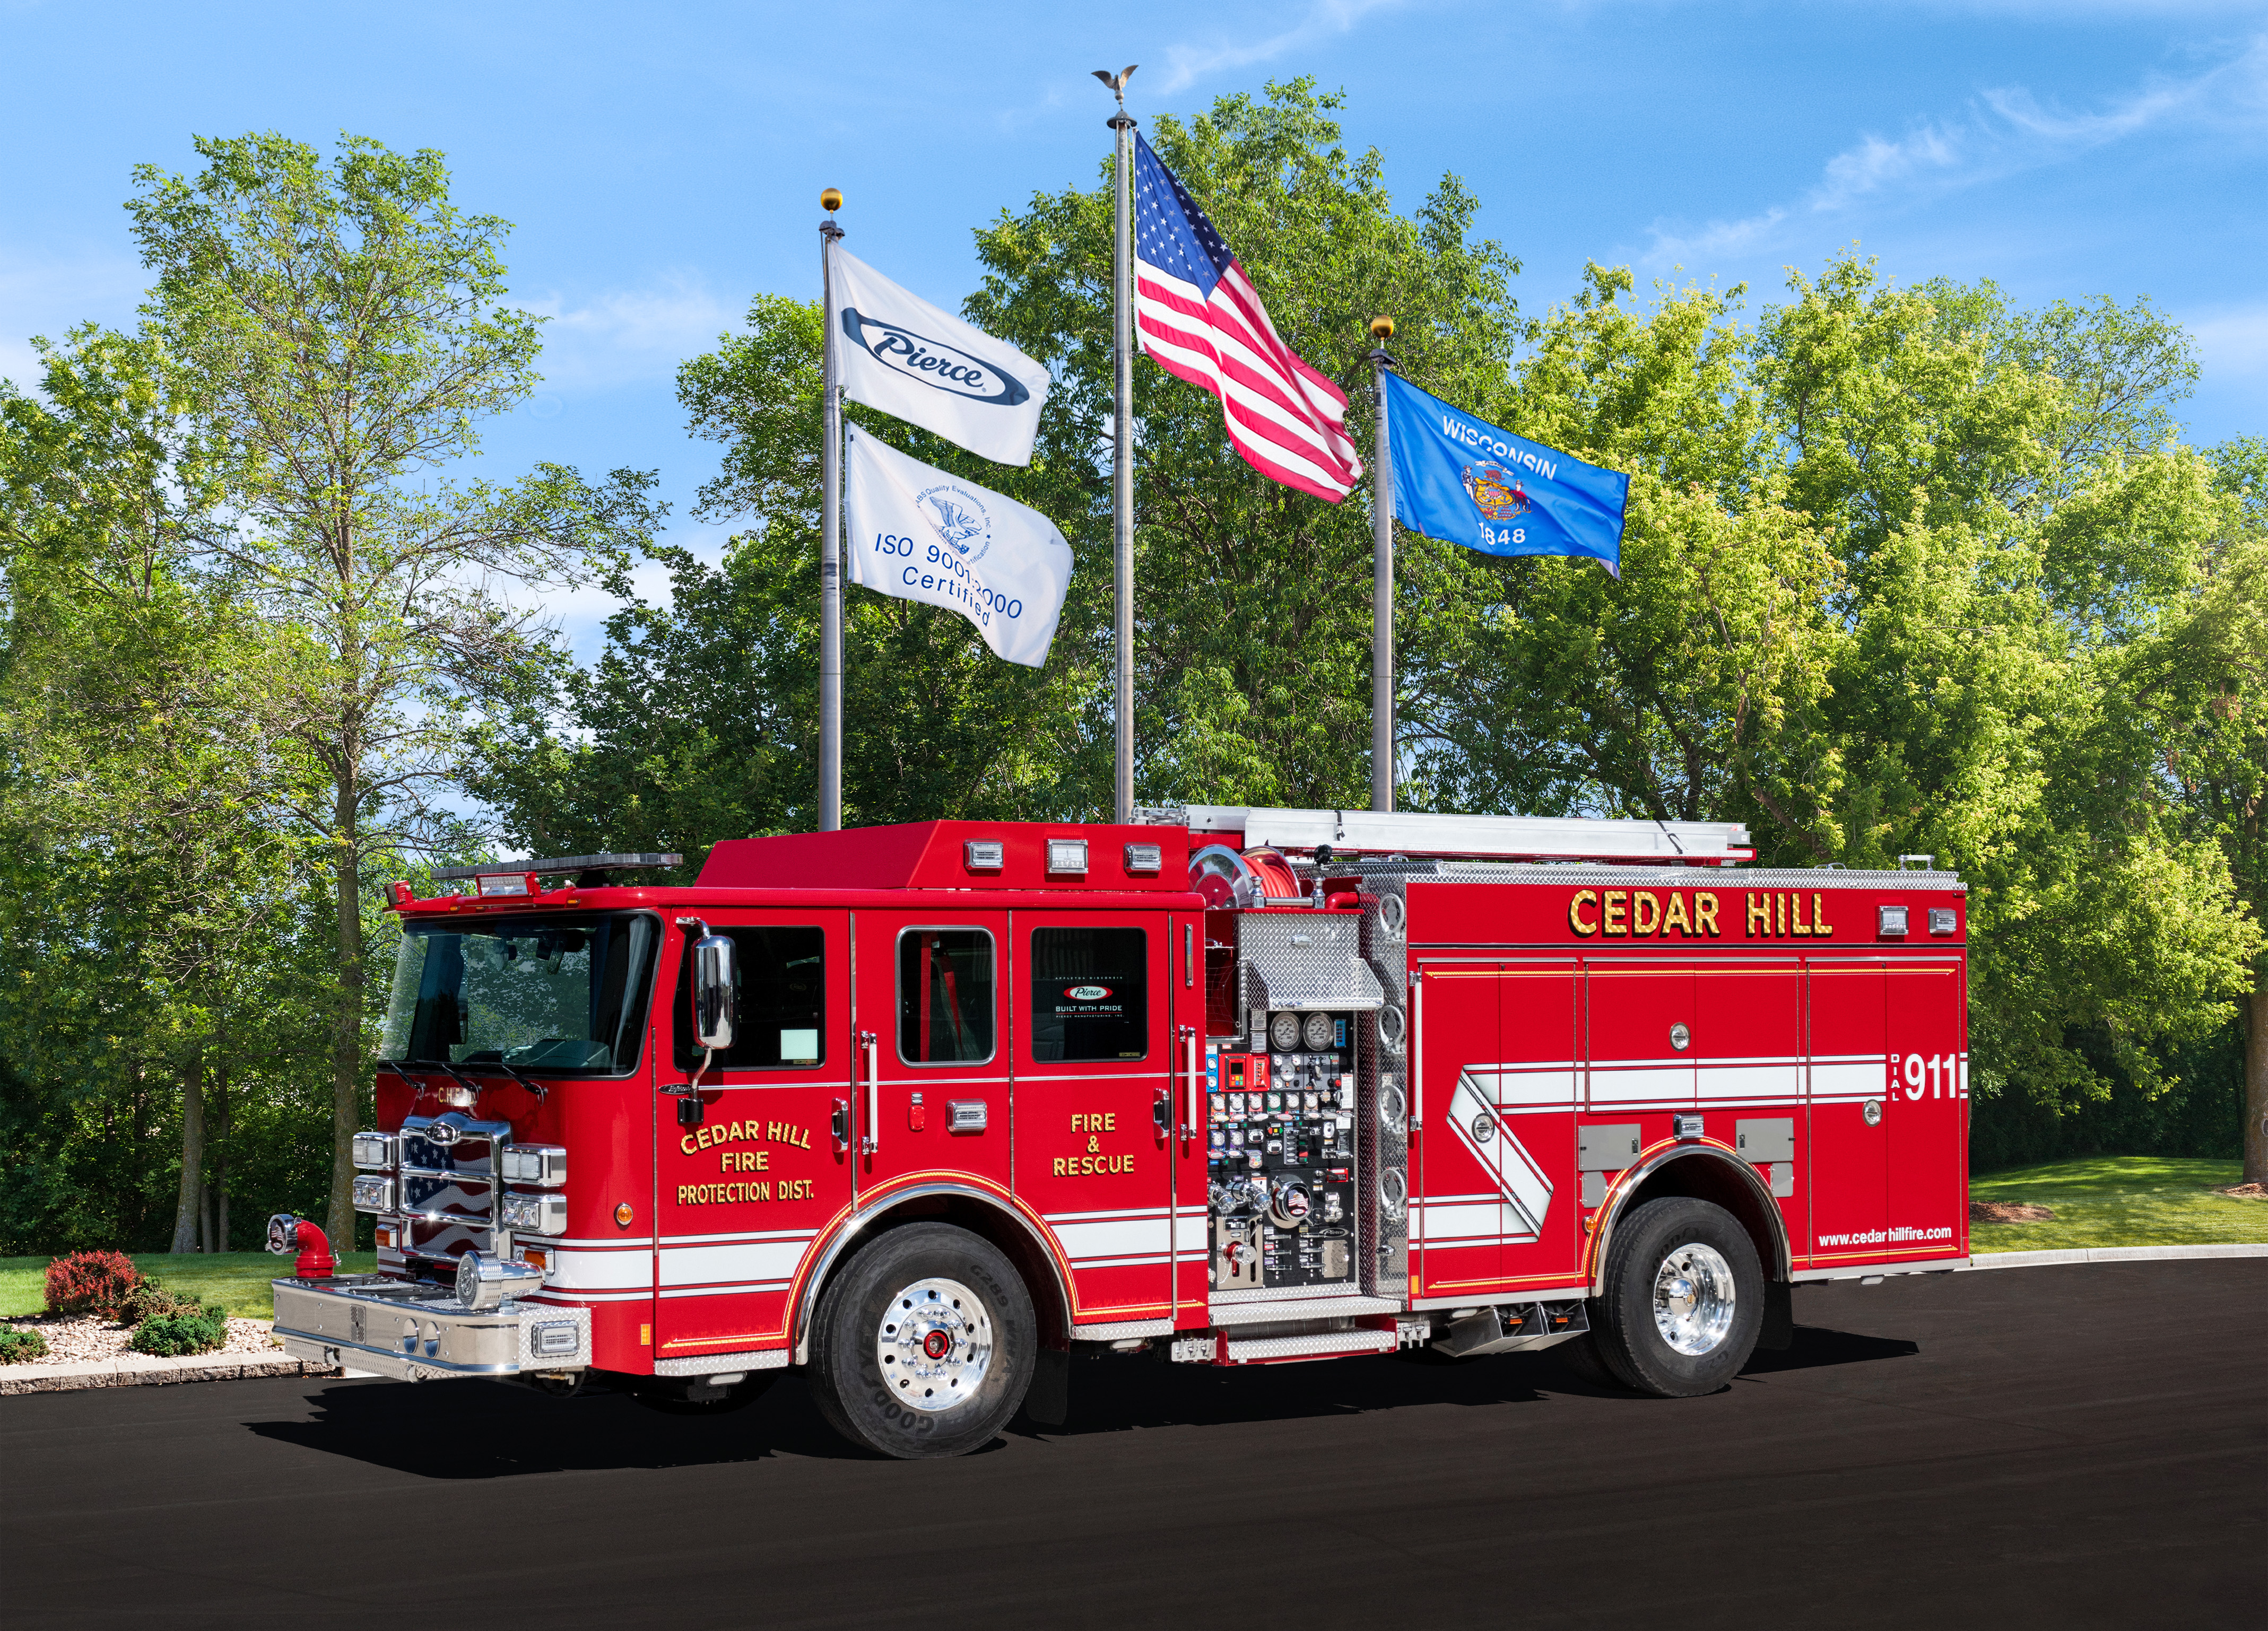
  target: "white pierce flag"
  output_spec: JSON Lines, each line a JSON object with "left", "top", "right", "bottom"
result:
{"left": 844, "top": 425, "right": 1073, "bottom": 668}
{"left": 829, "top": 245, "right": 1051, "bottom": 466}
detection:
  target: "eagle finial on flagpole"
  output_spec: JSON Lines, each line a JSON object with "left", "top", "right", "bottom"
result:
{"left": 1091, "top": 64, "right": 1137, "bottom": 106}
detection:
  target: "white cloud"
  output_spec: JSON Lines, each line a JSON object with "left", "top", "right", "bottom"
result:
{"left": 2187, "top": 301, "right": 2268, "bottom": 379}
{"left": 1643, "top": 32, "right": 2268, "bottom": 266}
{"left": 521, "top": 271, "right": 733, "bottom": 393}
{"left": 1151, "top": 0, "right": 1411, "bottom": 94}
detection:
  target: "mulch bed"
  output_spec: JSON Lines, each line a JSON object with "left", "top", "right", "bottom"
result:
{"left": 1970, "top": 1201, "right": 2057, "bottom": 1223}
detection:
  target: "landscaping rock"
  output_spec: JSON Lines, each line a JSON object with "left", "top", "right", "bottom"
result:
{"left": 0, "top": 1313, "right": 342, "bottom": 1394}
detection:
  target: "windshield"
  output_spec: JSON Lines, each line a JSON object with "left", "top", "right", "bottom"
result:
{"left": 379, "top": 913, "right": 658, "bottom": 1075}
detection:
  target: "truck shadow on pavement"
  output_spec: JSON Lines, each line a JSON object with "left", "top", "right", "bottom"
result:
{"left": 1738, "top": 1325, "right": 1921, "bottom": 1375}
{"left": 244, "top": 1323, "right": 1916, "bottom": 1477}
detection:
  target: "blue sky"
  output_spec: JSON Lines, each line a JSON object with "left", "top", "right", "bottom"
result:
{"left": 5, "top": 0, "right": 2264, "bottom": 654}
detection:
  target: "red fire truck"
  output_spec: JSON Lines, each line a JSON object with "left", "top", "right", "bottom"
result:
{"left": 270, "top": 806, "right": 1969, "bottom": 1458}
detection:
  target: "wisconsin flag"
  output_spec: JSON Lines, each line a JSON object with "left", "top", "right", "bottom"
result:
{"left": 844, "top": 425, "right": 1073, "bottom": 667}
{"left": 1383, "top": 372, "right": 1628, "bottom": 577}
{"left": 831, "top": 246, "right": 1052, "bottom": 466}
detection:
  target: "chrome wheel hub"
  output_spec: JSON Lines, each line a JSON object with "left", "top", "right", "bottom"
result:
{"left": 876, "top": 1276, "right": 993, "bottom": 1412}
{"left": 1652, "top": 1242, "right": 1736, "bottom": 1356}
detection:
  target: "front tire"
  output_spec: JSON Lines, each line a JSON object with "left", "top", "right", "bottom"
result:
{"left": 1591, "top": 1197, "right": 1762, "bottom": 1396}
{"left": 806, "top": 1223, "right": 1037, "bottom": 1459}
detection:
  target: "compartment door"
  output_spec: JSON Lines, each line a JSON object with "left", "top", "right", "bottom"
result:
{"left": 1491, "top": 964, "right": 1581, "bottom": 1290}
{"left": 1885, "top": 963, "right": 1967, "bottom": 1262}
{"left": 1413, "top": 965, "right": 1504, "bottom": 1297}
{"left": 1694, "top": 961, "right": 1805, "bottom": 1260}
{"left": 1806, "top": 962, "right": 1888, "bottom": 1265}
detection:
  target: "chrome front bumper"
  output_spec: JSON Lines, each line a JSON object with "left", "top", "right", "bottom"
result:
{"left": 272, "top": 1276, "right": 592, "bottom": 1382}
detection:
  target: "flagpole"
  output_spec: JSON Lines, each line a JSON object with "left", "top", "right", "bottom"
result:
{"left": 1368, "top": 316, "right": 1396, "bottom": 813}
{"left": 819, "top": 189, "right": 845, "bottom": 832}
{"left": 1104, "top": 68, "right": 1137, "bottom": 823}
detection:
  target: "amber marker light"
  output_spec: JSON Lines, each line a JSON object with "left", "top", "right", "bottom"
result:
{"left": 614, "top": 1202, "right": 635, "bottom": 1227}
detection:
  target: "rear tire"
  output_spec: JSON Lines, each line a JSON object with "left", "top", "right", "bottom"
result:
{"left": 1590, "top": 1197, "right": 1762, "bottom": 1397}
{"left": 806, "top": 1223, "right": 1037, "bottom": 1459}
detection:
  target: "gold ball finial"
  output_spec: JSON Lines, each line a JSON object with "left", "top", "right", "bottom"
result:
{"left": 821, "top": 187, "right": 843, "bottom": 213}
{"left": 1369, "top": 316, "right": 1394, "bottom": 340}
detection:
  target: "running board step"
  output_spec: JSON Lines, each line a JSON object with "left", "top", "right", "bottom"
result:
{"left": 1172, "top": 1319, "right": 1424, "bottom": 1366}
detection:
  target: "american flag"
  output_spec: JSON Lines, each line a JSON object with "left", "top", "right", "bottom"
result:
{"left": 1132, "top": 135, "right": 1363, "bottom": 503}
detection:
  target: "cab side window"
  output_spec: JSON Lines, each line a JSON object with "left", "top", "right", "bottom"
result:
{"left": 1030, "top": 927, "right": 1148, "bottom": 1061}
{"left": 898, "top": 929, "right": 995, "bottom": 1065}
{"left": 673, "top": 926, "right": 826, "bottom": 1070}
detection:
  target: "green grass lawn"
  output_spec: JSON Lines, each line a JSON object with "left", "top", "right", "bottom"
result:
{"left": 0, "top": 1252, "right": 379, "bottom": 1320}
{"left": 1968, "top": 1156, "right": 2267, "bottom": 1251}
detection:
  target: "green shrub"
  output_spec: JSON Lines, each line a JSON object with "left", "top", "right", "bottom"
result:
{"left": 127, "top": 1302, "right": 227, "bottom": 1357}
{"left": 44, "top": 1249, "right": 141, "bottom": 1318}
{"left": 0, "top": 1325, "right": 49, "bottom": 1363}
{"left": 122, "top": 1273, "right": 204, "bottom": 1324}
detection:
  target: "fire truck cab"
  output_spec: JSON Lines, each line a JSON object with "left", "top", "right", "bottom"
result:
{"left": 272, "top": 806, "right": 1970, "bottom": 1458}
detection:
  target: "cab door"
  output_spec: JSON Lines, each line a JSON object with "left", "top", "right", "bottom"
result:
{"left": 654, "top": 911, "right": 853, "bottom": 1365}
{"left": 1011, "top": 910, "right": 1177, "bottom": 1329}
{"left": 851, "top": 911, "right": 1013, "bottom": 1204}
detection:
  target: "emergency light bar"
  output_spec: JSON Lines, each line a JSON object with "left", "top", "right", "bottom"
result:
{"left": 1175, "top": 806, "right": 1753, "bottom": 864}
{"left": 431, "top": 852, "right": 683, "bottom": 888}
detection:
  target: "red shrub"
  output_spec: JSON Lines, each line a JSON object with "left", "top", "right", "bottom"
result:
{"left": 44, "top": 1250, "right": 142, "bottom": 1319}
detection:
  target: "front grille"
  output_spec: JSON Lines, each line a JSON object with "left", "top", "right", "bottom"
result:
{"left": 399, "top": 1112, "right": 511, "bottom": 1261}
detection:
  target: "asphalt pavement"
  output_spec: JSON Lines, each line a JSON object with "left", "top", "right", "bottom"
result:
{"left": 3, "top": 1259, "right": 2261, "bottom": 1629}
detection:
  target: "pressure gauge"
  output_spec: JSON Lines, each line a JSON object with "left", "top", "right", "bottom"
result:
{"left": 1269, "top": 1011, "right": 1302, "bottom": 1052}
{"left": 1302, "top": 1012, "right": 1335, "bottom": 1051}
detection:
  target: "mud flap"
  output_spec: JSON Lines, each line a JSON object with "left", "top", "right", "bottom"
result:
{"left": 1022, "top": 1345, "right": 1068, "bottom": 1427}
{"left": 1759, "top": 1279, "right": 1793, "bottom": 1351}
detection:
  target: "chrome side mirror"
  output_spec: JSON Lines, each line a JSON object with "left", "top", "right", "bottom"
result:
{"left": 692, "top": 933, "right": 736, "bottom": 1052}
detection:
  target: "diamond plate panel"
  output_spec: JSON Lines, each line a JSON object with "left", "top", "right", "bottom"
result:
{"left": 1237, "top": 913, "right": 1385, "bottom": 1014}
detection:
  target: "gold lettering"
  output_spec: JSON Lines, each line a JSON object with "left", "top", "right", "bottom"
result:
{"left": 1791, "top": 893, "right": 1813, "bottom": 936}
{"left": 1569, "top": 889, "right": 1599, "bottom": 936}
{"left": 680, "top": 1135, "right": 697, "bottom": 1156}
{"left": 1053, "top": 1157, "right": 1067, "bottom": 1175}
{"left": 1664, "top": 893, "right": 1692, "bottom": 936}
{"left": 1746, "top": 893, "right": 1771, "bottom": 936}
{"left": 1812, "top": 894, "right": 1833, "bottom": 936}
{"left": 1603, "top": 891, "right": 1629, "bottom": 936}
{"left": 1777, "top": 892, "right": 1787, "bottom": 936}
{"left": 1694, "top": 893, "right": 1720, "bottom": 936}
{"left": 1632, "top": 891, "right": 1662, "bottom": 936}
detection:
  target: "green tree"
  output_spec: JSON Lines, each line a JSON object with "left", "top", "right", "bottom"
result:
{"left": 124, "top": 132, "right": 659, "bottom": 1241}
{"left": 0, "top": 324, "right": 321, "bottom": 1253}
